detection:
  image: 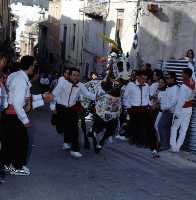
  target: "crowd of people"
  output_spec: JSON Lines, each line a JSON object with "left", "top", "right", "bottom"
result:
{"left": 0, "top": 48, "right": 196, "bottom": 184}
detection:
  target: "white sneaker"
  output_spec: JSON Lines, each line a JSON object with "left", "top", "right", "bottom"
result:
{"left": 9, "top": 165, "right": 30, "bottom": 176}
{"left": 70, "top": 151, "right": 83, "bottom": 158}
{"left": 116, "top": 135, "right": 129, "bottom": 141}
{"left": 62, "top": 143, "right": 71, "bottom": 150}
{"left": 22, "top": 166, "right": 30, "bottom": 173}
{"left": 96, "top": 144, "right": 102, "bottom": 149}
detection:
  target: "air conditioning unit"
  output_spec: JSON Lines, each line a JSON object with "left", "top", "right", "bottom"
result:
{"left": 147, "top": 4, "right": 159, "bottom": 13}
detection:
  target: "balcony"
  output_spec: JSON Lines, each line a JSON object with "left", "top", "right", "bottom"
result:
{"left": 80, "top": 0, "right": 108, "bottom": 20}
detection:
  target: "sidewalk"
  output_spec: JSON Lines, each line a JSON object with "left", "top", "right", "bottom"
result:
{"left": 179, "top": 151, "right": 196, "bottom": 163}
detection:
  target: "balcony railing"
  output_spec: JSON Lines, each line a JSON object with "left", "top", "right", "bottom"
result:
{"left": 80, "top": 0, "right": 108, "bottom": 20}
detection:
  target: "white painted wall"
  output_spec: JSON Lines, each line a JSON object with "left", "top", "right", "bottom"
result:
{"left": 106, "top": 0, "right": 137, "bottom": 54}
{"left": 59, "top": 0, "right": 137, "bottom": 75}
{"left": 60, "top": 0, "right": 84, "bottom": 67}
{"left": 135, "top": 0, "right": 196, "bottom": 67}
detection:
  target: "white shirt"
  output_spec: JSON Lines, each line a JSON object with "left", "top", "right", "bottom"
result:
{"left": 123, "top": 81, "right": 150, "bottom": 108}
{"left": 150, "top": 82, "right": 159, "bottom": 97}
{"left": 50, "top": 79, "right": 95, "bottom": 111}
{"left": 6, "top": 70, "right": 31, "bottom": 124}
{"left": 157, "top": 90, "right": 167, "bottom": 111}
{"left": 174, "top": 83, "right": 195, "bottom": 116}
{"left": 160, "top": 85, "right": 179, "bottom": 113}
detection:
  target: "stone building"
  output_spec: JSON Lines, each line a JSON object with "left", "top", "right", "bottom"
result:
{"left": 39, "top": 0, "right": 196, "bottom": 75}
{"left": 11, "top": 2, "right": 48, "bottom": 57}
{"left": 58, "top": 0, "right": 137, "bottom": 77}
{"left": 133, "top": 0, "right": 196, "bottom": 67}
{"left": 47, "top": 0, "right": 62, "bottom": 65}
{"left": 20, "top": 21, "right": 38, "bottom": 57}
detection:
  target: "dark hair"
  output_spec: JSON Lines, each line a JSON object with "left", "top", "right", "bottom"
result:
{"left": 183, "top": 68, "right": 193, "bottom": 78}
{"left": 69, "top": 67, "right": 80, "bottom": 75}
{"left": 186, "top": 49, "right": 194, "bottom": 58}
{"left": 0, "top": 52, "right": 9, "bottom": 61}
{"left": 153, "top": 69, "right": 163, "bottom": 79}
{"left": 167, "top": 71, "right": 177, "bottom": 81}
{"left": 20, "top": 56, "right": 35, "bottom": 70}
{"left": 90, "top": 71, "right": 97, "bottom": 77}
{"left": 145, "top": 63, "right": 152, "bottom": 69}
{"left": 63, "top": 67, "right": 70, "bottom": 73}
{"left": 136, "top": 70, "right": 147, "bottom": 77}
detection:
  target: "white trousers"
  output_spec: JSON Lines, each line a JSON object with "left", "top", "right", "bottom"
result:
{"left": 170, "top": 108, "right": 192, "bottom": 152}
{"left": 154, "top": 112, "right": 162, "bottom": 142}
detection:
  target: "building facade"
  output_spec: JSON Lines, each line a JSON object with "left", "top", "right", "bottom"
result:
{"left": 41, "top": 0, "right": 196, "bottom": 75}
{"left": 11, "top": 2, "right": 47, "bottom": 56}
{"left": 133, "top": 0, "right": 196, "bottom": 67}
{"left": 20, "top": 21, "right": 38, "bottom": 57}
{"left": 59, "top": 0, "right": 137, "bottom": 77}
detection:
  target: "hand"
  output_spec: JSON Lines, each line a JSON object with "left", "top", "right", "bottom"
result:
{"left": 43, "top": 93, "right": 53, "bottom": 103}
{"left": 24, "top": 103, "right": 32, "bottom": 113}
{"left": 24, "top": 122, "right": 32, "bottom": 128}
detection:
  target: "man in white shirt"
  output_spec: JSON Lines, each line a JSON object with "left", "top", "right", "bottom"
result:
{"left": 124, "top": 70, "right": 158, "bottom": 157}
{"left": 170, "top": 68, "right": 195, "bottom": 152}
{"left": 2, "top": 56, "right": 35, "bottom": 176}
{"left": 155, "top": 72, "right": 179, "bottom": 150}
{"left": 51, "top": 67, "right": 70, "bottom": 135}
{"left": 50, "top": 67, "right": 95, "bottom": 158}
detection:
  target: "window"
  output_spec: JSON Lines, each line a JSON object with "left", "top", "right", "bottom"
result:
{"left": 72, "top": 24, "right": 76, "bottom": 50}
{"left": 115, "top": 9, "right": 124, "bottom": 41}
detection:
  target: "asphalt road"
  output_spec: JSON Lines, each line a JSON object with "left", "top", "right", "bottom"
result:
{"left": 1, "top": 107, "right": 196, "bottom": 200}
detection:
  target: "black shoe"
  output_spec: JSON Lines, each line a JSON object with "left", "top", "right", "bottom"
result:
{"left": 95, "top": 145, "right": 102, "bottom": 154}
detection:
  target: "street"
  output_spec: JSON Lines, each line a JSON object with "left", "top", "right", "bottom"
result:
{"left": 0, "top": 107, "right": 196, "bottom": 200}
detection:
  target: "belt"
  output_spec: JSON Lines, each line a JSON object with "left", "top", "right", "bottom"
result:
{"left": 56, "top": 103, "right": 84, "bottom": 113}
{"left": 5, "top": 104, "right": 16, "bottom": 115}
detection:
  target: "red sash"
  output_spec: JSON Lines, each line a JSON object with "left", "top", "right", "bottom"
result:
{"left": 183, "top": 100, "right": 192, "bottom": 108}
{"left": 5, "top": 104, "right": 16, "bottom": 115}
